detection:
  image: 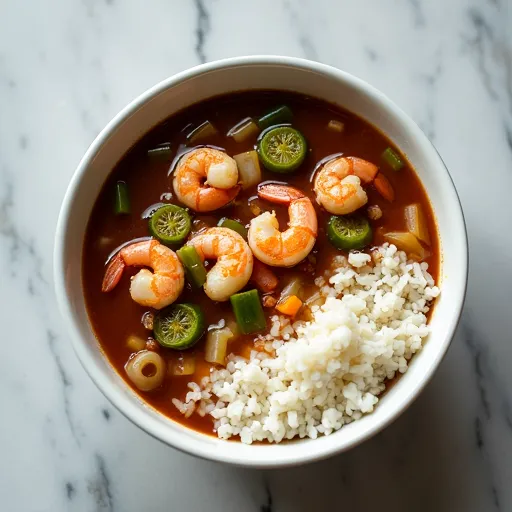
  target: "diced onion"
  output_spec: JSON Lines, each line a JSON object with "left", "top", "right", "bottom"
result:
{"left": 141, "top": 311, "right": 154, "bottom": 330}
{"left": 225, "top": 319, "right": 240, "bottom": 338}
{"left": 384, "top": 231, "right": 426, "bottom": 261}
{"left": 97, "top": 236, "right": 113, "bottom": 248}
{"left": 171, "top": 354, "right": 196, "bottom": 376}
{"left": 327, "top": 120, "right": 345, "bottom": 133}
{"left": 233, "top": 151, "right": 262, "bottom": 190}
{"left": 404, "top": 204, "right": 431, "bottom": 245}
{"left": 367, "top": 204, "right": 383, "bottom": 220}
{"left": 205, "top": 328, "right": 234, "bottom": 366}
{"left": 279, "top": 277, "right": 304, "bottom": 304}
{"left": 227, "top": 117, "right": 260, "bottom": 143}
{"left": 126, "top": 335, "right": 146, "bottom": 353}
{"left": 305, "top": 291, "right": 323, "bottom": 307}
{"left": 248, "top": 199, "right": 262, "bottom": 216}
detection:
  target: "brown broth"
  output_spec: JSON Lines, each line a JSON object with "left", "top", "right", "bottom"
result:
{"left": 82, "top": 91, "right": 440, "bottom": 436}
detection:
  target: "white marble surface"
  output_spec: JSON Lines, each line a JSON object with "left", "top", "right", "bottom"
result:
{"left": 1, "top": 0, "right": 512, "bottom": 510}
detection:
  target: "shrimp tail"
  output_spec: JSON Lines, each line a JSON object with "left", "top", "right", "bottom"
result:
{"left": 222, "top": 185, "right": 241, "bottom": 203}
{"left": 197, "top": 185, "right": 240, "bottom": 211}
{"left": 102, "top": 253, "right": 126, "bottom": 292}
{"left": 347, "top": 157, "right": 379, "bottom": 184}
{"left": 374, "top": 173, "right": 395, "bottom": 202}
{"left": 258, "top": 184, "right": 304, "bottom": 205}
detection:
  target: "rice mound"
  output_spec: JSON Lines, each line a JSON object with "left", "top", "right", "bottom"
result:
{"left": 173, "top": 244, "right": 440, "bottom": 444}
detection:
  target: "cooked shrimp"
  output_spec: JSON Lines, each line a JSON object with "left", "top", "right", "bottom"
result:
{"left": 248, "top": 184, "right": 317, "bottom": 267}
{"left": 102, "top": 239, "right": 184, "bottom": 309}
{"left": 187, "top": 227, "right": 253, "bottom": 302}
{"left": 173, "top": 147, "right": 240, "bottom": 212}
{"left": 314, "top": 156, "right": 379, "bottom": 215}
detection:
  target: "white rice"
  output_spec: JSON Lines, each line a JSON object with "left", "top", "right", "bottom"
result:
{"left": 174, "top": 244, "right": 440, "bottom": 444}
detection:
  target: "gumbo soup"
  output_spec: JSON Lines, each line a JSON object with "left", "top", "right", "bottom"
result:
{"left": 83, "top": 92, "right": 440, "bottom": 444}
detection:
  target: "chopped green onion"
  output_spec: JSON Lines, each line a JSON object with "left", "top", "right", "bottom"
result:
{"left": 257, "top": 105, "right": 293, "bottom": 129}
{"left": 147, "top": 143, "right": 172, "bottom": 161}
{"left": 187, "top": 121, "right": 218, "bottom": 144}
{"left": 327, "top": 120, "right": 345, "bottom": 133}
{"left": 230, "top": 289, "right": 266, "bottom": 334}
{"left": 177, "top": 245, "right": 207, "bottom": 288}
{"left": 114, "top": 181, "right": 130, "bottom": 215}
{"left": 381, "top": 147, "right": 404, "bottom": 171}
{"left": 227, "top": 117, "right": 260, "bottom": 143}
{"left": 217, "top": 217, "right": 248, "bottom": 239}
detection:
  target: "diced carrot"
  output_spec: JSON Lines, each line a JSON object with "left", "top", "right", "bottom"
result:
{"left": 276, "top": 295, "right": 303, "bottom": 317}
{"left": 250, "top": 260, "right": 279, "bottom": 293}
{"left": 374, "top": 173, "right": 395, "bottom": 202}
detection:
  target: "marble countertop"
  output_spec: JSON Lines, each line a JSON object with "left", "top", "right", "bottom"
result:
{"left": 1, "top": 0, "right": 512, "bottom": 510}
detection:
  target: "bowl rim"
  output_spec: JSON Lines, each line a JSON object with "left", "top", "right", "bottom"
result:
{"left": 54, "top": 55, "right": 468, "bottom": 467}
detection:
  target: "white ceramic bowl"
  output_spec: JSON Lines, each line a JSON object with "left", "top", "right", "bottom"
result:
{"left": 54, "top": 56, "right": 467, "bottom": 468}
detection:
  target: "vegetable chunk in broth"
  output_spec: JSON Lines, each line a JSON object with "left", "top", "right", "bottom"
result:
{"left": 83, "top": 91, "right": 439, "bottom": 441}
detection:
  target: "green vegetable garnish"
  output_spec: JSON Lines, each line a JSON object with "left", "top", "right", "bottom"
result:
{"left": 147, "top": 143, "right": 172, "bottom": 161}
{"left": 186, "top": 121, "right": 218, "bottom": 144}
{"left": 114, "top": 181, "right": 130, "bottom": 215}
{"left": 154, "top": 303, "right": 205, "bottom": 350}
{"left": 217, "top": 218, "right": 248, "bottom": 239}
{"left": 148, "top": 205, "right": 191, "bottom": 246}
{"left": 381, "top": 147, "right": 404, "bottom": 171}
{"left": 327, "top": 214, "right": 373, "bottom": 250}
{"left": 257, "top": 126, "right": 307, "bottom": 173}
{"left": 256, "top": 105, "right": 293, "bottom": 130}
{"left": 176, "top": 245, "right": 207, "bottom": 288}
{"left": 230, "top": 289, "right": 266, "bottom": 334}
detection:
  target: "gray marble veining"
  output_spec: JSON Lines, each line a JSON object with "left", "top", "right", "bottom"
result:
{"left": 1, "top": 0, "right": 512, "bottom": 510}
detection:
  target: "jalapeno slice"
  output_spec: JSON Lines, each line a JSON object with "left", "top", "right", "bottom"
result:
{"left": 153, "top": 303, "right": 205, "bottom": 350}
{"left": 327, "top": 214, "right": 372, "bottom": 250}
{"left": 257, "top": 126, "right": 307, "bottom": 173}
{"left": 148, "top": 204, "right": 191, "bottom": 246}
